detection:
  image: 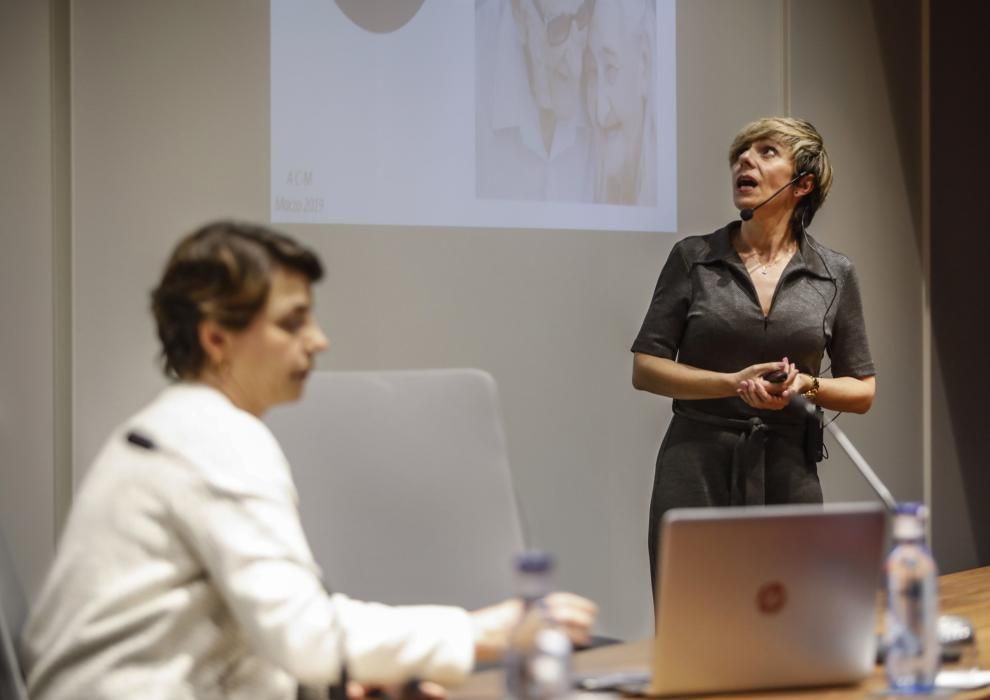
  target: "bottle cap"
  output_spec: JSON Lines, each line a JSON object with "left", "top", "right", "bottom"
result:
{"left": 893, "top": 502, "right": 928, "bottom": 539}
{"left": 514, "top": 550, "right": 554, "bottom": 573}
{"left": 894, "top": 502, "right": 929, "bottom": 519}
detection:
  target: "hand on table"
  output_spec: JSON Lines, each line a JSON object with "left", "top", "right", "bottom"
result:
{"left": 346, "top": 681, "right": 446, "bottom": 700}
{"left": 470, "top": 592, "right": 598, "bottom": 662}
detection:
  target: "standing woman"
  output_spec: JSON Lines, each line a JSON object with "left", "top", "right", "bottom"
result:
{"left": 630, "top": 118, "right": 876, "bottom": 593}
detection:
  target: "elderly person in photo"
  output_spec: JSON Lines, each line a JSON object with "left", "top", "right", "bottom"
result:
{"left": 19, "top": 221, "right": 597, "bottom": 700}
{"left": 475, "top": 0, "right": 594, "bottom": 201}
{"left": 584, "top": 0, "right": 657, "bottom": 206}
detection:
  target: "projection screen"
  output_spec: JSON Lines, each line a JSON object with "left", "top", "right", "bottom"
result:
{"left": 272, "top": 0, "right": 676, "bottom": 232}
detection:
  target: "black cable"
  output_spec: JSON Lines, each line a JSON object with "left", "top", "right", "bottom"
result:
{"left": 795, "top": 212, "right": 841, "bottom": 459}
{"left": 799, "top": 210, "right": 838, "bottom": 375}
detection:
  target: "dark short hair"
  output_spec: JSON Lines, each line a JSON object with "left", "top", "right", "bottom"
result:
{"left": 151, "top": 220, "right": 323, "bottom": 379}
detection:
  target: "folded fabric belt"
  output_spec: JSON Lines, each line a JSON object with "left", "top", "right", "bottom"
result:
{"left": 672, "top": 402, "right": 805, "bottom": 506}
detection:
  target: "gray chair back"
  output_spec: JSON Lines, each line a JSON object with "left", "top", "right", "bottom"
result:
{"left": 266, "top": 369, "right": 526, "bottom": 609}
{"left": 0, "top": 524, "right": 29, "bottom": 699}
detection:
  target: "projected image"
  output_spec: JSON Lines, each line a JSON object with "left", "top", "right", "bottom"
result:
{"left": 476, "top": 0, "right": 658, "bottom": 207}
{"left": 271, "top": 0, "right": 675, "bottom": 232}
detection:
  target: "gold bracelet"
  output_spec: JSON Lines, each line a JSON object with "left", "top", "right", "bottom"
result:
{"left": 803, "top": 375, "right": 820, "bottom": 401}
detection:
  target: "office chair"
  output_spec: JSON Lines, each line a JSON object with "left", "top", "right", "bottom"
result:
{"left": 0, "top": 523, "right": 29, "bottom": 700}
{"left": 266, "top": 369, "right": 526, "bottom": 610}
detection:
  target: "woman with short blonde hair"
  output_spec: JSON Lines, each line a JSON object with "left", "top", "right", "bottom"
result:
{"left": 631, "top": 118, "right": 876, "bottom": 595}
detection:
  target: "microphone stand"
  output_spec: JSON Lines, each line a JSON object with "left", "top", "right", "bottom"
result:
{"left": 789, "top": 391, "right": 977, "bottom": 661}
{"left": 823, "top": 420, "right": 898, "bottom": 512}
{"left": 787, "top": 398, "right": 897, "bottom": 511}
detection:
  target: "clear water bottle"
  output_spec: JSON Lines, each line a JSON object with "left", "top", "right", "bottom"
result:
{"left": 504, "top": 551, "right": 572, "bottom": 700}
{"left": 885, "top": 502, "right": 939, "bottom": 693}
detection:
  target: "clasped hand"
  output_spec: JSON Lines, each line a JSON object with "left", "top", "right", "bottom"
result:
{"left": 734, "top": 357, "right": 803, "bottom": 410}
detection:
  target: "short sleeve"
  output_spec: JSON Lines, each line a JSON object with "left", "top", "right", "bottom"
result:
{"left": 631, "top": 242, "right": 692, "bottom": 359}
{"left": 828, "top": 262, "right": 876, "bottom": 378}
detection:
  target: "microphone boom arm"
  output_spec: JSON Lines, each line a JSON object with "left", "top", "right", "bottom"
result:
{"left": 789, "top": 396, "right": 898, "bottom": 512}
{"left": 739, "top": 171, "right": 807, "bottom": 222}
{"left": 825, "top": 420, "right": 898, "bottom": 512}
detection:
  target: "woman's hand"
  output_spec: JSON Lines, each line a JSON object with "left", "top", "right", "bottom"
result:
{"left": 734, "top": 357, "right": 799, "bottom": 411}
{"left": 470, "top": 592, "right": 597, "bottom": 662}
{"left": 781, "top": 372, "right": 814, "bottom": 402}
{"left": 542, "top": 592, "right": 598, "bottom": 647}
{"left": 346, "top": 680, "right": 447, "bottom": 700}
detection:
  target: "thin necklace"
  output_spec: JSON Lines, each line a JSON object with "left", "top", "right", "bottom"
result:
{"left": 741, "top": 247, "right": 793, "bottom": 276}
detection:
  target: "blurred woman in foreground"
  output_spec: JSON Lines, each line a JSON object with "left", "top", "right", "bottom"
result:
{"left": 20, "top": 220, "right": 596, "bottom": 700}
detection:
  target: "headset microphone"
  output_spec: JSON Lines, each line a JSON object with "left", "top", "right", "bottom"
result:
{"left": 739, "top": 171, "right": 808, "bottom": 221}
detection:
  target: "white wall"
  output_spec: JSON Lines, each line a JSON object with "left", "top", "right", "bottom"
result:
{"left": 0, "top": 0, "right": 58, "bottom": 598}
{"left": 65, "top": 0, "right": 923, "bottom": 640}
{"left": 0, "top": 0, "right": 925, "bottom": 642}
{"left": 790, "top": 0, "right": 924, "bottom": 505}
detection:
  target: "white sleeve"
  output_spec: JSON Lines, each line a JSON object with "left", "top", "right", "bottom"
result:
{"left": 169, "top": 468, "right": 475, "bottom": 687}
{"left": 333, "top": 594, "right": 475, "bottom": 685}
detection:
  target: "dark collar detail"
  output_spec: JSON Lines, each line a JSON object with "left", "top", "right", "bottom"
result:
{"left": 695, "top": 221, "right": 833, "bottom": 281}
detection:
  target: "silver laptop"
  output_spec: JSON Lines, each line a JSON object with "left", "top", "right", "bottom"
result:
{"left": 647, "top": 502, "right": 887, "bottom": 696}
{"left": 579, "top": 502, "right": 886, "bottom": 696}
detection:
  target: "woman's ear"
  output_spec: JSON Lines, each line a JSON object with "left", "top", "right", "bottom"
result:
{"left": 198, "top": 319, "right": 229, "bottom": 369}
{"left": 794, "top": 172, "right": 815, "bottom": 198}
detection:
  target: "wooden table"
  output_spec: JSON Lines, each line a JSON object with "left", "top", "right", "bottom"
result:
{"left": 453, "top": 566, "right": 990, "bottom": 699}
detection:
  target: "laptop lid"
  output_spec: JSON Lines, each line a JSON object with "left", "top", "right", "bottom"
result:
{"left": 647, "top": 502, "right": 886, "bottom": 697}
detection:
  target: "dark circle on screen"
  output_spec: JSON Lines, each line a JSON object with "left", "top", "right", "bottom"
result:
{"left": 756, "top": 582, "right": 787, "bottom": 615}
{"left": 333, "top": 0, "right": 427, "bottom": 34}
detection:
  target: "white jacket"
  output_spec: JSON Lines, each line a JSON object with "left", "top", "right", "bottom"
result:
{"left": 20, "top": 383, "right": 474, "bottom": 699}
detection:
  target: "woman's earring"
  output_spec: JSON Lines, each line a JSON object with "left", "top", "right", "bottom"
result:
{"left": 216, "top": 357, "right": 231, "bottom": 376}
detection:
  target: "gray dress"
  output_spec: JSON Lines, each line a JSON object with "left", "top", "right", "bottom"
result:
{"left": 631, "top": 222, "right": 875, "bottom": 591}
